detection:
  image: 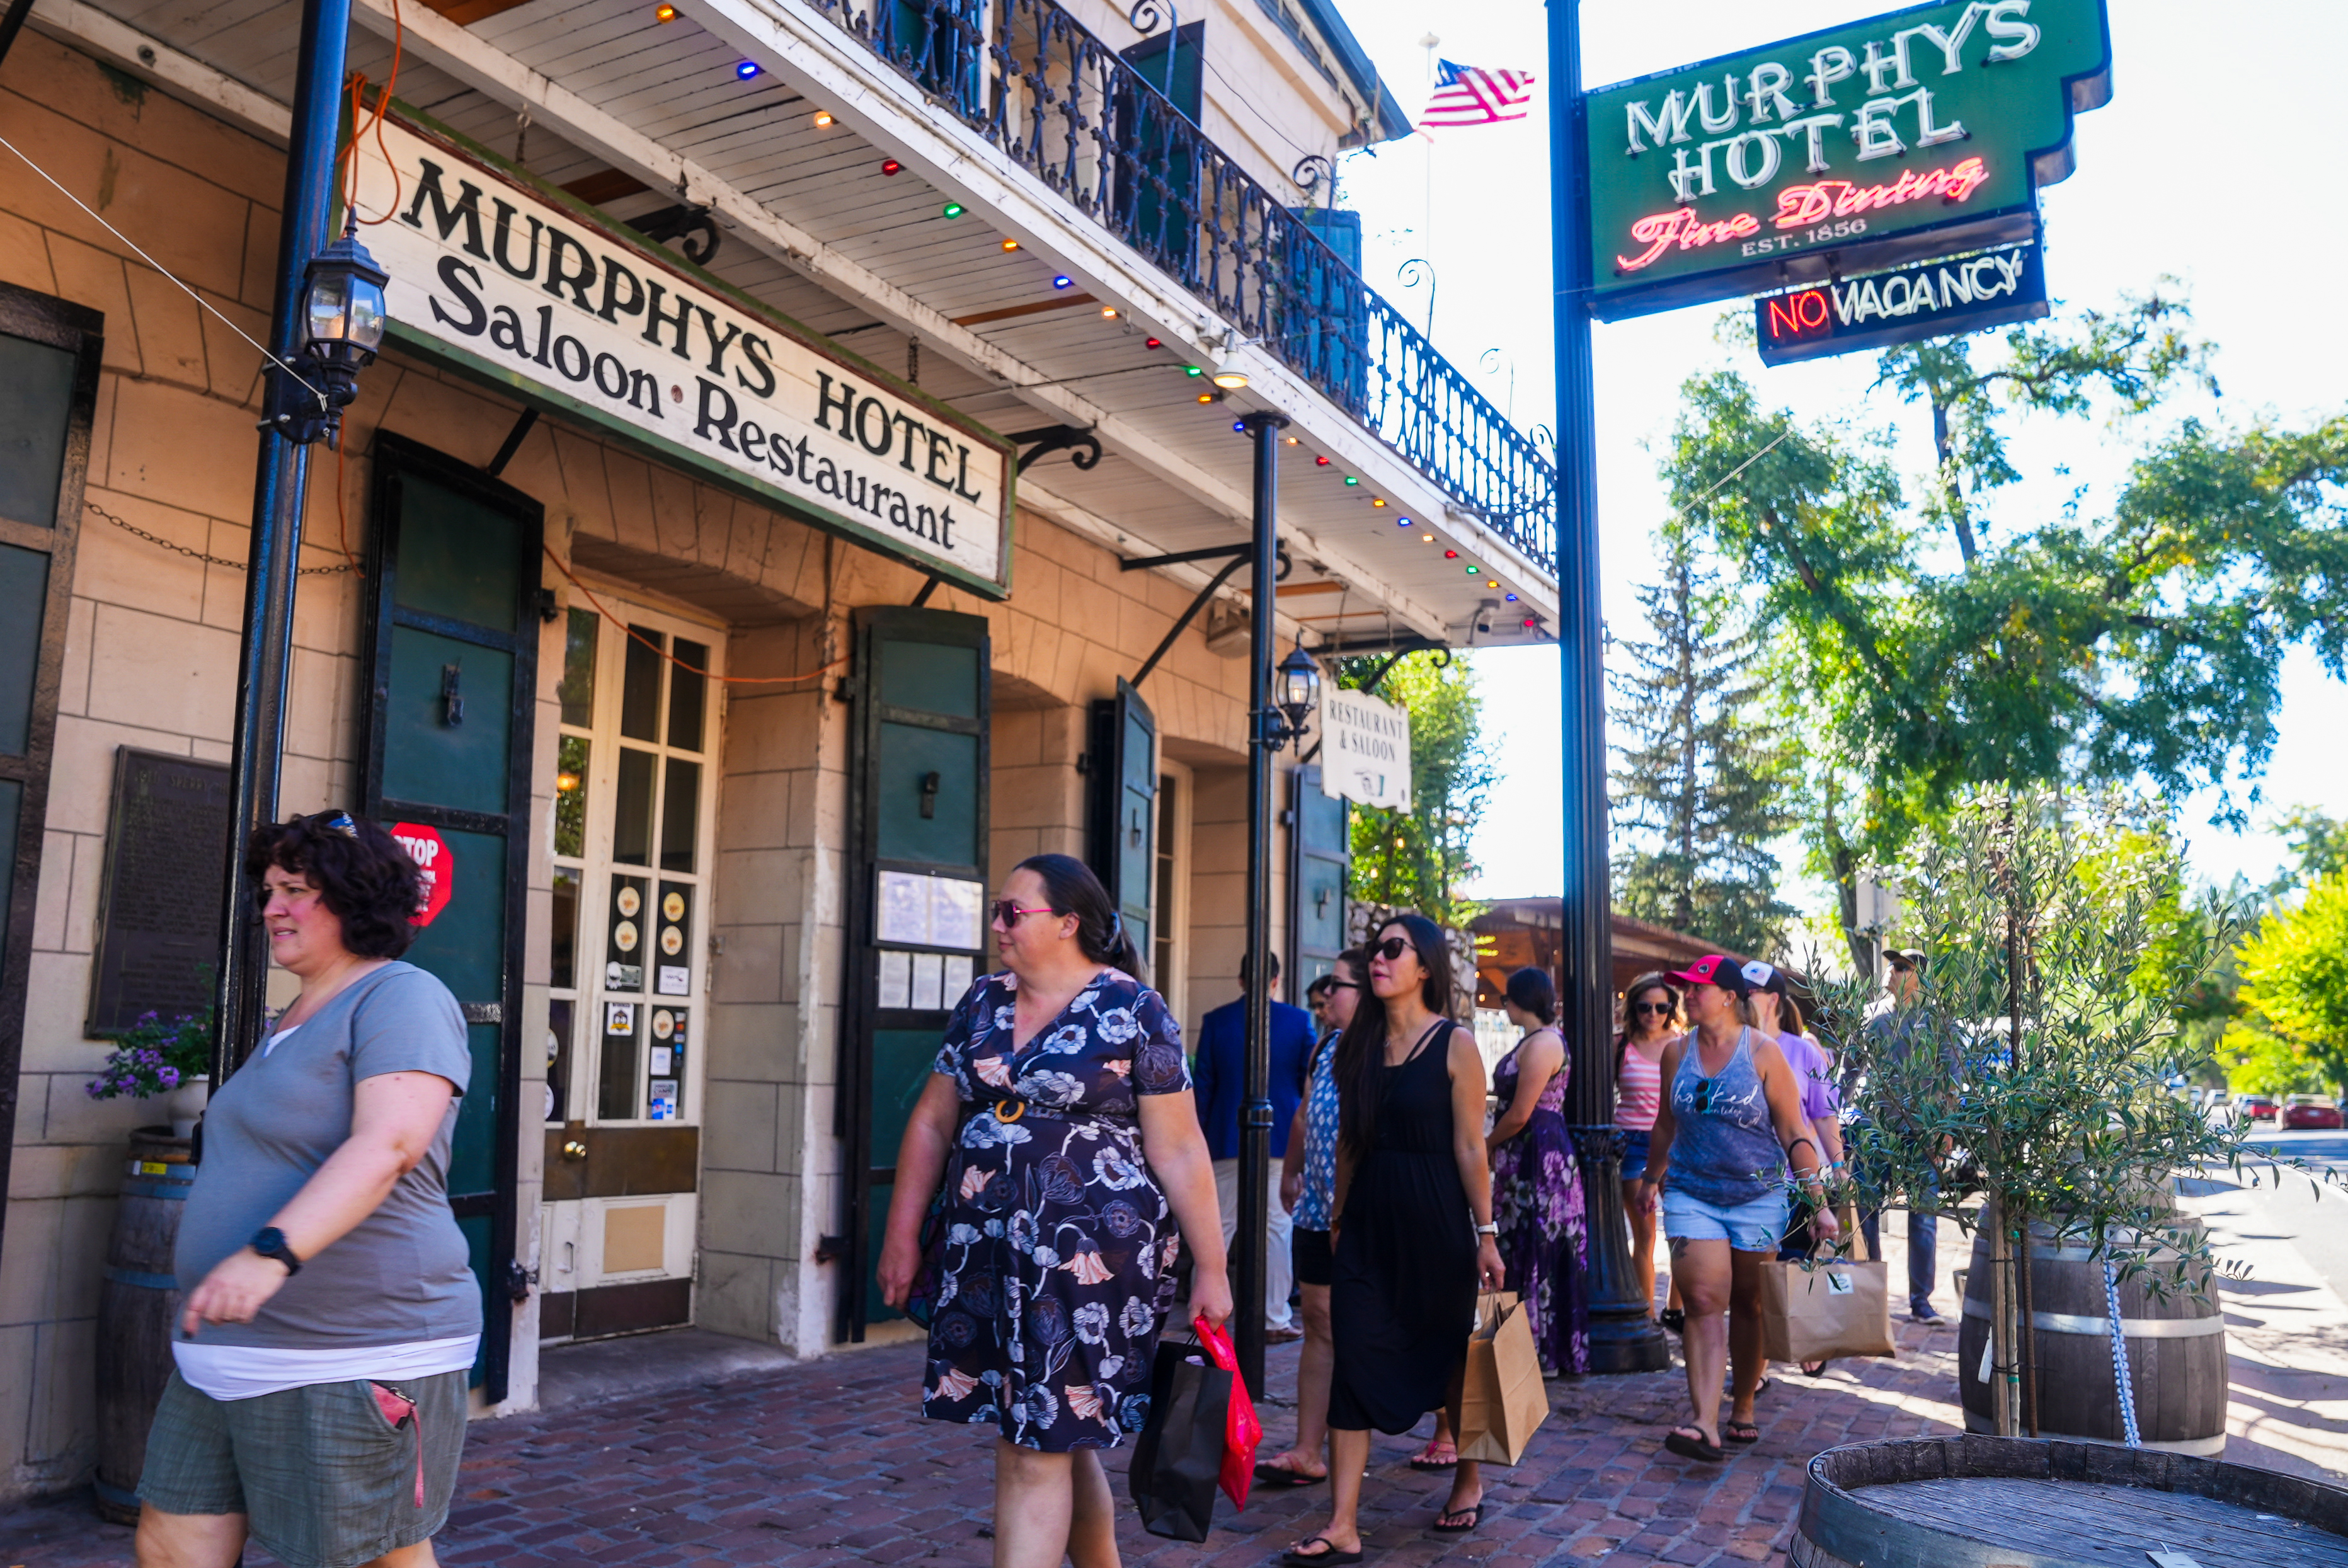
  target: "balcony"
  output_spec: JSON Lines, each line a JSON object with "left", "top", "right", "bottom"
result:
{"left": 806, "top": 0, "right": 1555, "bottom": 566}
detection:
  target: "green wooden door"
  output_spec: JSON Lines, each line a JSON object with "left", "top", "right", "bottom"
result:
{"left": 1087, "top": 678, "right": 1157, "bottom": 979}
{"left": 840, "top": 607, "right": 990, "bottom": 1340}
{"left": 359, "top": 433, "right": 542, "bottom": 1401}
{"left": 1288, "top": 766, "right": 1348, "bottom": 1000}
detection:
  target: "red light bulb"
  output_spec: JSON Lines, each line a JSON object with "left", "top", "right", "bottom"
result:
{"left": 1314, "top": 455, "right": 1330, "bottom": 467}
{"left": 1444, "top": 549, "right": 1458, "bottom": 559}
{"left": 880, "top": 159, "right": 902, "bottom": 176}
{"left": 1145, "top": 338, "right": 1162, "bottom": 349}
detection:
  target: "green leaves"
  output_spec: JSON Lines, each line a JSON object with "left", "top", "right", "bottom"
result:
{"left": 1337, "top": 651, "right": 1492, "bottom": 931}
{"left": 2236, "top": 870, "right": 2348, "bottom": 1092}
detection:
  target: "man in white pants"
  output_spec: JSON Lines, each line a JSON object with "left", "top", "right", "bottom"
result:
{"left": 1191, "top": 952, "right": 1317, "bottom": 1340}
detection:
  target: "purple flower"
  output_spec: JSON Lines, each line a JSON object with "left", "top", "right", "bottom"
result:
{"left": 157, "top": 1067, "right": 180, "bottom": 1089}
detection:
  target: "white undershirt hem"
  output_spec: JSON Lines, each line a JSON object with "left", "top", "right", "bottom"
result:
{"left": 173, "top": 1334, "right": 479, "bottom": 1401}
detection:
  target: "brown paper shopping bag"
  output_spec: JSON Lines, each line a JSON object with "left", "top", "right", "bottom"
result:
{"left": 1454, "top": 1292, "right": 1549, "bottom": 1465}
{"left": 1760, "top": 1254, "right": 1895, "bottom": 1363}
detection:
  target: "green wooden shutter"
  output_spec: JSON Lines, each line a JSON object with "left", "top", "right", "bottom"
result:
{"left": 358, "top": 433, "right": 542, "bottom": 1401}
{"left": 1087, "top": 678, "right": 1157, "bottom": 976}
{"left": 1288, "top": 766, "right": 1348, "bottom": 1000}
{"left": 0, "top": 282, "right": 102, "bottom": 1264}
{"left": 839, "top": 607, "right": 990, "bottom": 1341}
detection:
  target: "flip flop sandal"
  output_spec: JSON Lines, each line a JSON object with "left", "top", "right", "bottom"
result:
{"left": 1658, "top": 1309, "right": 1686, "bottom": 1334}
{"left": 1431, "top": 1504, "right": 1484, "bottom": 1535}
{"left": 1800, "top": 1360, "right": 1831, "bottom": 1377}
{"left": 1283, "top": 1538, "right": 1363, "bottom": 1565}
{"left": 1664, "top": 1426, "right": 1726, "bottom": 1463}
{"left": 1254, "top": 1461, "right": 1329, "bottom": 1487}
{"left": 1724, "top": 1421, "right": 1761, "bottom": 1445}
{"left": 1407, "top": 1449, "right": 1458, "bottom": 1471}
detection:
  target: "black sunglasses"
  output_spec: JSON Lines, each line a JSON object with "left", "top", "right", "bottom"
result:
{"left": 1631, "top": 1000, "right": 1672, "bottom": 1016}
{"left": 1324, "top": 978, "right": 1363, "bottom": 992}
{"left": 1372, "top": 936, "right": 1412, "bottom": 962}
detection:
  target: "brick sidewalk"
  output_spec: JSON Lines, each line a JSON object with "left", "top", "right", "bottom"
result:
{"left": 7, "top": 1206, "right": 2340, "bottom": 1567}
{"left": 3, "top": 1321, "right": 1967, "bottom": 1568}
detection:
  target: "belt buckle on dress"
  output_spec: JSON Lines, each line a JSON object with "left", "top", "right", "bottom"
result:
{"left": 994, "top": 1099, "right": 1024, "bottom": 1123}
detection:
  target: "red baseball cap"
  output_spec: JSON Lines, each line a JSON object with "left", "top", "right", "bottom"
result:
{"left": 1666, "top": 954, "right": 1750, "bottom": 994}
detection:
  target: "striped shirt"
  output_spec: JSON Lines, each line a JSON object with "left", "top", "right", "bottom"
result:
{"left": 1615, "top": 1037, "right": 1666, "bottom": 1131}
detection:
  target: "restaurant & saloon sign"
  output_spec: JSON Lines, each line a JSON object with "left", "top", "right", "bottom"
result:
{"left": 349, "top": 107, "right": 1015, "bottom": 596}
{"left": 1584, "top": 0, "right": 2110, "bottom": 321}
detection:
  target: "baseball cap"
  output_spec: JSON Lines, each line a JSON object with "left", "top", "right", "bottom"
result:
{"left": 1666, "top": 954, "right": 1750, "bottom": 994}
{"left": 1741, "top": 960, "right": 1789, "bottom": 995}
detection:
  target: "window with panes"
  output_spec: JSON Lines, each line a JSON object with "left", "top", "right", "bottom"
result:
{"left": 544, "top": 599, "right": 720, "bottom": 1128}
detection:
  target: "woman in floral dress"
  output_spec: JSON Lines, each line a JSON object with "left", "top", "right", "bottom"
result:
{"left": 1488, "top": 966, "right": 1589, "bottom": 1376}
{"left": 879, "top": 854, "right": 1229, "bottom": 1568}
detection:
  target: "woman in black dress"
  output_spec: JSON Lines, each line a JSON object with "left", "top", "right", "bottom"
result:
{"left": 879, "top": 854, "right": 1230, "bottom": 1568}
{"left": 1288, "top": 913, "right": 1505, "bottom": 1564}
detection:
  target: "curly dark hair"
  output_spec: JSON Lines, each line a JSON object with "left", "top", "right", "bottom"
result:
{"left": 243, "top": 811, "right": 424, "bottom": 959}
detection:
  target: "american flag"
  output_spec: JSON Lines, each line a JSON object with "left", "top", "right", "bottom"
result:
{"left": 1421, "top": 60, "right": 1537, "bottom": 128}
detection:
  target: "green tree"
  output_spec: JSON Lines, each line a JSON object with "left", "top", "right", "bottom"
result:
{"left": 1608, "top": 535, "right": 1796, "bottom": 955}
{"left": 1663, "top": 290, "right": 2348, "bottom": 953}
{"left": 1337, "top": 650, "right": 1492, "bottom": 930}
{"left": 2236, "top": 870, "right": 2348, "bottom": 1093}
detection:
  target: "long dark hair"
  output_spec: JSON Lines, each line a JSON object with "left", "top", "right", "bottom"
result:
{"left": 1504, "top": 965, "right": 1555, "bottom": 1026}
{"left": 1334, "top": 912, "right": 1453, "bottom": 1161}
{"left": 1014, "top": 854, "right": 1142, "bottom": 976}
{"left": 243, "top": 811, "right": 423, "bottom": 959}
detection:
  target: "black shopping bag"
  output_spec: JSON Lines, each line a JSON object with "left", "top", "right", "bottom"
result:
{"left": 1127, "top": 1334, "right": 1230, "bottom": 1541}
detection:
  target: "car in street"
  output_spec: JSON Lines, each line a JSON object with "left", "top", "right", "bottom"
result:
{"left": 2237, "top": 1094, "right": 2282, "bottom": 1124}
{"left": 2282, "top": 1095, "right": 2344, "bottom": 1131}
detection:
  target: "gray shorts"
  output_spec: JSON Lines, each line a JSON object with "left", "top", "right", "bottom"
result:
{"left": 139, "top": 1370, "right": 467, "bottom": 1568}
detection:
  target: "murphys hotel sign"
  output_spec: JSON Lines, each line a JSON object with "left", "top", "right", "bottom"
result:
{"left": 348, "top": 106, "right": 1014, "bottom": 597}
{"left": 1584, "top": 0, "right": 2110, "bottom": 321}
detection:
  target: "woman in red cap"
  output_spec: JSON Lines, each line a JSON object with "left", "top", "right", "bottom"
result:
{"left": 1632, "top": 955, "right": 1836, "bottom": 1461}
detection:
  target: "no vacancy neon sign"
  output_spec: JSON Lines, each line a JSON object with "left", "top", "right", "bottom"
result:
{"left": 1584, "top": 0, "right": 2109, "bottom": 321}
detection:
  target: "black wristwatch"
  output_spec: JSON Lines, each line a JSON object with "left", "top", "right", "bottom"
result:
{"left": 250, "top": 1227, "right": 303, "bottom": 1276}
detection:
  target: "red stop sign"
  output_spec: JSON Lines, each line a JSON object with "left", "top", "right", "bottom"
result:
{"left": 391, "top": 823, "right": 455, "bottom": 927}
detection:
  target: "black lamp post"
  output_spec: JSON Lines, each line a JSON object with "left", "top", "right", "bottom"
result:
{"left": 210, "top": 0, "right": 391, "bottom": 1089}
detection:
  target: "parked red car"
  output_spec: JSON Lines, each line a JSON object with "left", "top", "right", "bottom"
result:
{"left": 2236, "top": 1094, "right": 2281, "bottom": 1124}
{"left": 2282, "top": 1096, "right": 2344, "bottom": 1131}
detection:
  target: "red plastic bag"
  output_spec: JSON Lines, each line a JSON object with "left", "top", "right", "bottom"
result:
{"left": 1192, "top": 1316, "right": 1261, "bottom": 1511}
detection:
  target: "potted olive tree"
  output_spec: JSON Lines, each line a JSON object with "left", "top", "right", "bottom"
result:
{"left": 1813, "top": 788, "right": 2327, "bottom": 1447}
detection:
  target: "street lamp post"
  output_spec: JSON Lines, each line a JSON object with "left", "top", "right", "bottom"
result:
{"left": 209, "top": 0, "right": 391, "bottom": 1087}
{"left": 1547, "top": 0, "right": 1668, "bottom": 1372}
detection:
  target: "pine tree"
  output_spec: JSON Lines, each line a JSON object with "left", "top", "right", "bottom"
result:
{"left": 1608, "top": 537, "right": 1796, "bottom": 956}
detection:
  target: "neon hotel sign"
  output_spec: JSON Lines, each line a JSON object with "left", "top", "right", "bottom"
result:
{"left": 1582, "top": 0, "right": 2110, "bottom": 319}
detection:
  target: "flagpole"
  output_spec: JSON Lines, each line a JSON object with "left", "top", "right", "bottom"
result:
{"left": 1548, "top": 0, "right": 1669, "bottom": 1374}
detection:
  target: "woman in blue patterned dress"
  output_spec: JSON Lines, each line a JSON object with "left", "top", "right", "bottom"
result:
{"left": 879, "top": 854, "right": 1230, "bottom": 1568}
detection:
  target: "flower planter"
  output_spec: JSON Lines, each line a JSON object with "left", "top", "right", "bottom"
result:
{"left": 162, "top": 1074, "right": 209, "bottom": 1138}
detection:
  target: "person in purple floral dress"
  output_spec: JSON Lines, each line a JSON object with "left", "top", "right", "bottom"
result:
{"left": 879, "top": 855, "right": 1229, "bottom": 1568}
{"left": 1487, "top": 967, "right": 1589, "bottom": 1376}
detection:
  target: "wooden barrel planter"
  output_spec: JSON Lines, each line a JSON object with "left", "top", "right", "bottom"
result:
{"left": 94, "top": 1128, "right": 193, "bottom": 1523}
{"left": 1956, "top": 1223, "right": 2228, "bottom": 1455}
{"left": 1792, "top": 1434, "right": 2348, "bottom": 1568}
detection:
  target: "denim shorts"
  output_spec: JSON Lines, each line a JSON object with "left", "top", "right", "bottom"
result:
{"left": 1661, "top": 1186, "right": 1791, "bottom": 1254}
{"left": 1617, "top": 1128, "right": 1651, "bottom": 1182}
{"left": 140, "top": 1370, "right": 467, "bottom": 1568}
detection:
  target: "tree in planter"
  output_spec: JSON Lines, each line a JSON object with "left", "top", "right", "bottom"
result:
{"left": 1608, "top": 533, "right": 1797, "bottom": 957}
{"left": 1810, "top": 787, "right": 2328, "bottom": 1438}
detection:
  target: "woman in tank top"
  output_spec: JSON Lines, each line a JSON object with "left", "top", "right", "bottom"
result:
{"left": 1631, "top": 956, "right": 1837, "bottom": 1463}
{"left": 1612, "top": 972, "right": 1680, "bottom": 1326}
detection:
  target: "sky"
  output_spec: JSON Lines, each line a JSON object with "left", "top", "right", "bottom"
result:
{"left": 1315, "top": 0, "right": 2348, "bottom": 907}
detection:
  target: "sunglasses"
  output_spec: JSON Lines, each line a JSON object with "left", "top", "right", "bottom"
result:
{"left": 1631, "top": 1000, "right": 1673, "bottom": 1017}
{"left": 992, "top": 900, "right": 1057, "bottom": 928}
{"left": 308, "top": 810, "right": 359, "bottom": 840}
{"left": 1324, "top": 979, "right": 1362, "bottom": 992}
{"left": 1371, "top": 936, "right": 1413, "bottom": 963}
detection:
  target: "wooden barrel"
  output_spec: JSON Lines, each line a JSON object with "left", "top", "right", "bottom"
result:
{"left": 1791, "top": 1434, "right": 2348, "bottom": 1568}
{"left": 1956, "top": 1221, "right": 2228, "bottom": 1455}
{"left": 94, "top": 1128, "right": 193, "bottom": 1523}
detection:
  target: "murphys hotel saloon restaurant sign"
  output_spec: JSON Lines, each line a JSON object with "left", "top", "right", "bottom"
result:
{"left": 346, "top": 106, "right": 1014, "bottom": 597}
{"left": 1584, "top": 0, "right": 2111, "bottom": 321}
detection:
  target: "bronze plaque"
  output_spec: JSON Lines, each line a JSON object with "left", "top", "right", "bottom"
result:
{"left": 88, "top": 748, "right": 229, "bottom": 1035}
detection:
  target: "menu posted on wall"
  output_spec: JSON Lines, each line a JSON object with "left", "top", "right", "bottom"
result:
{"left": 88, "top": 748, "right": 231, "bottom": 1036}
{"left": 348, "top": 101, "right": 1016, "bottom": 598}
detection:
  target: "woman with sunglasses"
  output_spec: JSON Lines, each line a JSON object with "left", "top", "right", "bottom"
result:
{"left": 878, "top": 854, "right": 1228, "bottom": 1568}
{"left": 1614, "top": 973, "right": 1680, "bottom": 1328}
{"left": 1632, "top": 956, "right": 1836, "bottom": 1463}
{"left": 1288, "top": 915, "right": 1504, "bottom": 1564}
{"left": 1486, "top": 966, "right": 1587, "bottom": 1378}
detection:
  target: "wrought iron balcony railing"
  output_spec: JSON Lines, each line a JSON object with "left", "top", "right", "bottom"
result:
{"left": 799, "top": 0, "right": 1557, "bottom": 567}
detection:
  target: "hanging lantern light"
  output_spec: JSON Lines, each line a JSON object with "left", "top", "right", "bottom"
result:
{"left": 1274, "top": 641, "right": 1321, "bottom": 748}
{"left": 270, "top": 218, "right": 389, "bottom": 445}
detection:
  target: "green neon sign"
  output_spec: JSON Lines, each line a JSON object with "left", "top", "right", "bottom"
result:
{"left": 1584, "top": 0, "right": 2110, "bottom": 321}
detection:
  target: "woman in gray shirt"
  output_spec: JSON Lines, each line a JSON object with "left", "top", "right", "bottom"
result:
{"left": 137, "top": 811, "right": 476, "bottom": 1568}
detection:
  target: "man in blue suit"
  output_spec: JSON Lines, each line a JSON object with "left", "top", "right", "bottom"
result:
{"left": 1192, "top": 951, "right": 1317, "bottom": 1339}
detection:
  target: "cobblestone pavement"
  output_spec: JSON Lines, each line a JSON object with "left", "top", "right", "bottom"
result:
{"left": 6, "top": 1210, "right": 2341, "bottom": 1567}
